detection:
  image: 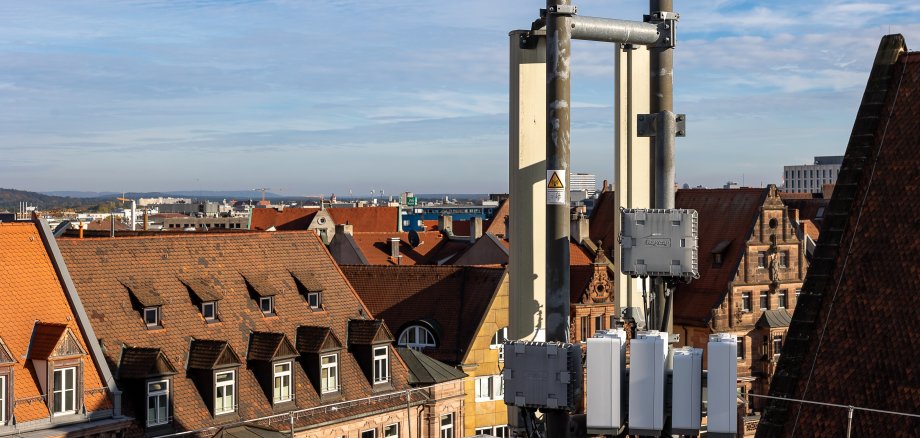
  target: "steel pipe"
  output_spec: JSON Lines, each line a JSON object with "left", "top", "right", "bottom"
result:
{"left": 571, "top": 16, "right": 660, "bottom": 45}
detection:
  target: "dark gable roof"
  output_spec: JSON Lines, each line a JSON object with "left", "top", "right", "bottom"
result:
{"left": 673, "top": 188, "right": 767, "bottom": 325}
{"left": 247, "top": 332, "right": 298, "bottom": 362}
{"left": 296, "top": 326, "right": 342, "bottom": 354}
{"left": 396, "top": 347, "right": 466, "bottom": 385}
{"left": 56, "top": 231, "right": 411, "bottom": 433}
{"left": 249, "top": 207, "right": 318, "bottom": 231}
{"left": 121, "top": 279, "right": 165, "bottom": 307}
{"left": 756, "top": 309, "right": 792, "bottom": 329}
{"left": 118, "top": 347, "right": 178, "bottom": 379}
{"left": 347, "top": 319, "right": 394, "bottom": 345}
{"left": 27, "top": 322, "right": 86, "bottom": 360}
{"left": 242, "top": 272, "right": 282, "bottom": 297}
{"left": 341, "top": 265, "right": 505, "bottom": 365}
{"left": 760, "top": 35, "right": 920, "bottom": 437}
{"left": 187, "top": 339, "right": 242, "bottom": 370}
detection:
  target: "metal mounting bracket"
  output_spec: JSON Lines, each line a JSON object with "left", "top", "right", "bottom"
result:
{"left": 636, "top": 113, "right": 687, "bottom": 137}
{"left": 644, "top": 11, "right": 679, "bottom": 48}
{"left": 547, "top": 4, "right": 577, "bottom": 16}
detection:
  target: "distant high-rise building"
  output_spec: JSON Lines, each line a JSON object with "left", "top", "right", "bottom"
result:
{"left": 570, "top": 173, "right": 598, "bottom": 197}
{"left": 782, "top": 156, "right": 843, "bottom": 193}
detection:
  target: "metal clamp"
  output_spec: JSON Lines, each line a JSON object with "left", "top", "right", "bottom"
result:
{"left": 547, "top": 4, "right": 577, "bottom": 16}
{"left": 637, "top": 113, "right": 687, "bottom": 137}
{"left": 645, "top": 11, "right": 679, "bottom": 48}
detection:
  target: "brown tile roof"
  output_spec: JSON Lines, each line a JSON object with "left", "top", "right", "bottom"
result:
{"left": 122, "top": 279, "right": 165, "bottom": 307}
{"left": 760, "top": 36, "right": 920, "bottom": 437}
{"left": 327, "top": 207, "right": 398, "bottom": 232}
{"left": 181, "top": 276, "right": 225, "bottom": 302}
{"left": 799, "top": 219, "right": 820, "bottom": 241}
{"left": 781, "top": 197, "right": 830, "bottom": 228}
{"left": 341, "top": 265, "right": 505, "bottom": 365}
{"left": 295, "top": 326, "right": 342, "bottom": 353}
{"left": 350, "top": 231, "right": 469, "bottom": 265}
{"left": 347, "top": 319, "right": 394, "bottom": 345}
{"left": 673, "top": 188, "right": 767, "bottom": 325}
{"left": 27, "top": 322, "right": 70, "bottom": 359}
{"left": 588, "top": 190, "right": 618, "bottom": 257}
{"left": 484, "top": 199, "right": 509, "bottom": 237}
{"left": 249, "top": 207, "right": 318, "bottom": 231}
{"left": 56, "top": 231, "right": 412, "bottom": 434}
{"left": 246, "top": 332, "right": 297, "bottom": 362}
{"left": 0, "top": 222, "right": 113, "bottom": 423}
{"left": 117, "top": 347, "right": 177, "bottom": 379}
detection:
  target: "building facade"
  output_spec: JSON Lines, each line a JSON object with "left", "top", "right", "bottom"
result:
{"left": 782, "top": 156, "right": 843, "bottom": 194}
{"left": 569, "top": 173, "right": 598, "bottom": 197}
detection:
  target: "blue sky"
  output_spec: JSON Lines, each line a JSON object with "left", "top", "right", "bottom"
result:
{"left": 2, "top": 1, "right": 919, "bottom": 195}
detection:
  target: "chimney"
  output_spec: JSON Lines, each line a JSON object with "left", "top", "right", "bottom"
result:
{"left": 469, "top": 217, "right": 483, "bottom": 242}
{"left": 389, "top": 237, "right": 401, "bottom": 259}
{"left": 336, "top": 223, "right": 353, "bottom": 236}
{"left": 602, "top": 179, "right": 609, "bottom": 192}
{"left": 438, "top": 215, "right": 453, "bottom": 235}
{"left": 570, "top": 211, "right": 589, "bottom": 245}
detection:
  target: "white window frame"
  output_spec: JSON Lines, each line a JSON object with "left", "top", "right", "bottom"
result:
{"left": 759, "top": 293, "right": 769, "bottom": 311}
{"left": 0, "top": 375, "right": 6, "bottom": 425}
{"left": 778, "top": 290, "right": 788, "bottom": 309}
{"left": 320, "top": 353, "right": 338, "bottom": 394}
{"left": 144, "top": 307, "right": 160, "bottom": 327}
{"left": 202, "top": 301, "right": 217, "bottom": 321}
{"left": 384, "top": 423, "right": 399, "bottom": 438}
{"left": 492, "top": 425, "right": 509, "bottom": 437}
{"left": 361, "top": 429, "right": 377, "bottom": 438}
{"left": 214, "top": 370, "right": 235, "bottom": 415}
{"left": 475, "top": 375, "right": 503, "bottom": 402}
{"left": 373, "top": 346, "right": 389, "bottom": 384}
{"left": 440, "top": 413, "right": 454, "bottom": 438}
{"left": 475, "top": 427, "right": 491, "bottom": 435}
{"left": 398, "top": 326, "right": 436, "bottom": 351}
{"left": 260, "top": 296, "right": 274, "bottom": 315}
{"left": 273, "top": 361, "right": 293, "bottom": 403}
{"left": 307, "top": 292, "right": 321, "bottom": 309}
{"left": 52, "top": 367, "right": 77, "bottom": 416}
{"left": 146, "top": 379, "right": 170, "bottom": 427}
{"left": 741, "top": 292, "right": 752, "bottom": 312}
{"left": 490, "top": 327, "right": 508, "bottom": 362}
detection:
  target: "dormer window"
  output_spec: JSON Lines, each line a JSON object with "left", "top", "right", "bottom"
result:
{"left": 373, "top": 346, "right": 389, "bottom": 384}
{"left": 186, "top": 339, "right": 242, "bottom": 417}
{"left": 273, "top": 362, "right": 292, "bottom": 403}
{"left": 202, "top": 302, "right": 217, "bottom": 322}
{"left": 260, "top": 296, "right": 275, "bottom": 316}
{"left": 291, "top": 270, "right": 325, "bottom": 310}
{"left": 320, "top": 354, "right": 338, "bottom": 394}
{"left": 308, "top": 292, "right": 321, "bottom": 309}
{"left": 246, "top": 332, "right": 298, "bottom": 406}
{"left": 214, "top": 370, "right": 235, "bottom": 415}
{"left": 52, "top": 367, "right": 77, "bottom": 415}
{"left": 147, "top": 380, "right": 170, "bottom": 426}
{"left": 144, "top": 307, "right": 160, "bottom": 327}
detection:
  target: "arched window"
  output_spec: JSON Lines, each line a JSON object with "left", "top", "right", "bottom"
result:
{"left": 398, "top": 325, "right": 436, "bottom": 351}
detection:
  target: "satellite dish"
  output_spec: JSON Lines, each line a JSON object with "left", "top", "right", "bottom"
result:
{"left": 408, "top": 230, "right": 421, "bottom": 248}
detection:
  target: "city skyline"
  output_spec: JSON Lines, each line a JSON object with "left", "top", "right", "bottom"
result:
{"left": 2, "top": 1, "right": 919, "bottom": 195}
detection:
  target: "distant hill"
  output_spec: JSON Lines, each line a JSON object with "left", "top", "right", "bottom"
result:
{"left": 0, "top": 188, "right": 105, "bottom": 212}
{"left": 41, "top": 191, "right": 119, "bottom": 198}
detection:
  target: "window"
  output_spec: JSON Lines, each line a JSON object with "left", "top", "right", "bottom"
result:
{"left": 373, "top": 346, "right": 389, "bottom": 384}
{"left": 490, "top": 327, "right": 508, "bottom": 362}
{"left": 780, "top": 251, "right": 789, "bottom": 268}
{"left": 259, "top": 296, "right": 274, "bottom": 315}
{"left": 320, "top": 354, "right": 338, "bottom": 394}
{"left": 475, "top": 375, "right": 503, "bottom": 402}
{"left": 52, "top": 367, "right": 77, "bottom": 415}
{"left": 440, "top": 413, "right": 454, "bottom": 438}
{"left": 384, "top": 423, "right": 399, "bottom": 438}
{"left": 779, "top": 290, "right": 788, "bottom": 308}
{"left": 493, "top": 425, "right": 509, "bottom": 438}
{"left": 0, "top": 375, "right": 5, "bottom": 425}
{"left": 398, "top": 326, "right": 436, "bottom": 351}
{"left": 713, "top": 252, "right": 723, "bottom": 266}
{"left": 773, "top": 335, "right": 783, "bottom": 356}
{"left": 202, "top": 301, "right": 217, "bottom": 322}
{"left": 760, "top": 293, "right": 769, "bottom": 311}
{"left": 144, "top": 307, "right": 160, "bottom": 327}
{"left": 361, "top": 430, "right": 377, "bottom": 438}
{"left": 736, "top": 337, "right": 745, "bottom": 360}
{"left": 741, "top": 292, "right": 752, "bottom": 312}
{"left": 273, "top": 362, "right": 292, "bottom": 403}
{"left": 214, "top": 370, "right": 235, "bottom": 414}
{"left": 147, "top": 380, "right": 170, "bottom": 427}
{"left": 475, "top": 427, "right": 491, "bottom": 435}
{"left": 757, "top": 251, "right": 766, "bottom": 268}
{"left": 307, "top": 292, "right": 321, "bottom": 309}
{"left": 580, "top": 316, "right": 589, "bottom": 340}
{"left": 594, "top": 315, "right": 604, "bottom": 334}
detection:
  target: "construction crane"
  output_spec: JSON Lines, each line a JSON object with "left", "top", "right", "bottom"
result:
{"left": 251, "top": 188, "right": 271, "bottom": 202}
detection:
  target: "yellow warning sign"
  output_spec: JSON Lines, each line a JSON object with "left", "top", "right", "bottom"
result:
{"left": 547, "top": 171, "right": 564, "bottom": 188}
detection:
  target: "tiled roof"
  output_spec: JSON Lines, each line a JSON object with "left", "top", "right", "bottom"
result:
{"left": 396, "top": 347, "right": 466, "bottom": 385}
{"left": 347, "top": 319, "right": 393, "bottom": 345}
{"left": 295, "top": 326, "right": 342, "bottom": 353}
{"left": 0, "top": 222, "right": 113, "bottom": 423}
{"left": 122, "top": 279, "right": 165, "bottom": 307}
{"left": 760, "top": 36, "right": 920, "bottom": 437}
{"left": 249, "top": 207, "right": 318, "bottom": 231}
{"left": 56, "top": 231, "right": 412, "bottom": 434}
{"left": 588, "top": 190, "right": 618, "bottom": 257}
{"left": 484, "top": 199, "right": 509, "bottom": 237}
{"left": 341, "top": 265, "right": 505, "bottom": 365}
{"left": 181, "top": 276, "right": 224, "bottom": 302}
{"left": 756, "top": 309, "right": 792, "bottom": 329}
{"left": 799, "top": 219, "right": 820, "bottom": 241}
{"left": 187, "top": 339, "right": 242, "bottom": 369}
{"left": 327, "top": 207, "right": 398, "bottom": 232}
{"left": 674, "top": 188, "right": 767, "bottom": 325}
{"left": 27, "top": 322, "right": 70, "bottom": 359}
{"left": 247, "top": 332, "right": 298, "bottom": 362}
{"left": 349, "top": 231, "right": 469, "bottom": 265}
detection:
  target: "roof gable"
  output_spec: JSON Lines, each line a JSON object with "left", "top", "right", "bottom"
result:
{"left": 347, "top": 320, "right": 394, "bottom": 346}
{"left": 121, "top": 279, "right": 165, "bottom": 307}
{"left": 295, "top": 326, "right": 342, "bottom": 353}
{"left": 28, "top": 323, "right": 86, "bottom": 360}
{"left": 327, "top": 207, "right": 398, "bottom": 232}
{"left": 247, "top": 332, "right": 298, "bottom": 362}
{"left": 0, "top": 337, "right": 16, "bottom": 364}
{"left": 188, "top": 339, "right": 242, "bottom": 370}
{"left": 118, "top": 347, "right": 178, "bottom": 379}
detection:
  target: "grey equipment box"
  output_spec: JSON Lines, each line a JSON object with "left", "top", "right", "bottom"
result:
{"left": 620, "top": 208, "right": 699, "bottom": 279}
{"left": 502, "top": 341, "right": 582, "bottom": 411}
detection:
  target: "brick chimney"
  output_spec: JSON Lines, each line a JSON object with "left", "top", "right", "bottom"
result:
{"left": 438, "top": 215, "right": 453, "bottom": 235}
{"left": 570, "top": 210, "right": 589, "bottom": 245}
{"left": 336, "top": 223, "right": 353, "bottom": 236}
{"left": 469, "top": 217, "right": 483, "bottom": 242}
{"left": 389, "top": 237, "right": 401, "bottom": 260}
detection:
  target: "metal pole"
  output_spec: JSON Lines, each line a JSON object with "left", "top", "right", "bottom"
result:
{"left": 846, "top": 406, "right": 854, "bottom": 438}
{"left": 546, "top": 0, "right": 572, "bottom": 436}
{"left": 650, "top": 0, "right": 675, "bottom": 334}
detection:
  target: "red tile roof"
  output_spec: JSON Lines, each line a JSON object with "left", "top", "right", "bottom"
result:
{"left": 327, "top": 207, "right": 398, "bottom": 232}
{"left": 350, "top": 231, "right": 469, "bottom": 265}
{"left": 249, "top": 207, "right": 318, "bottom": 231}
{"left": 799, "top": 219, "right": 820, "bottom": 241}
{"left": 761, "top": 37, "right": 920, "bottom": 437}
{"left": 484, "top": 199, "right": 509, "bottom": 237}
{"left": 673, "top": 188, "right": 767, "bottom": 325}
{"left": 0, "top": 222, "right": 114, "bottom": 423}
{"left": 341, "top": 265, "right": 506, "bottom": 365}
{"left": 588, "top": 190, "right": 617, "bottom": 257}
{"left": 56, "top": 231, "right": 413, "bottom": 434}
